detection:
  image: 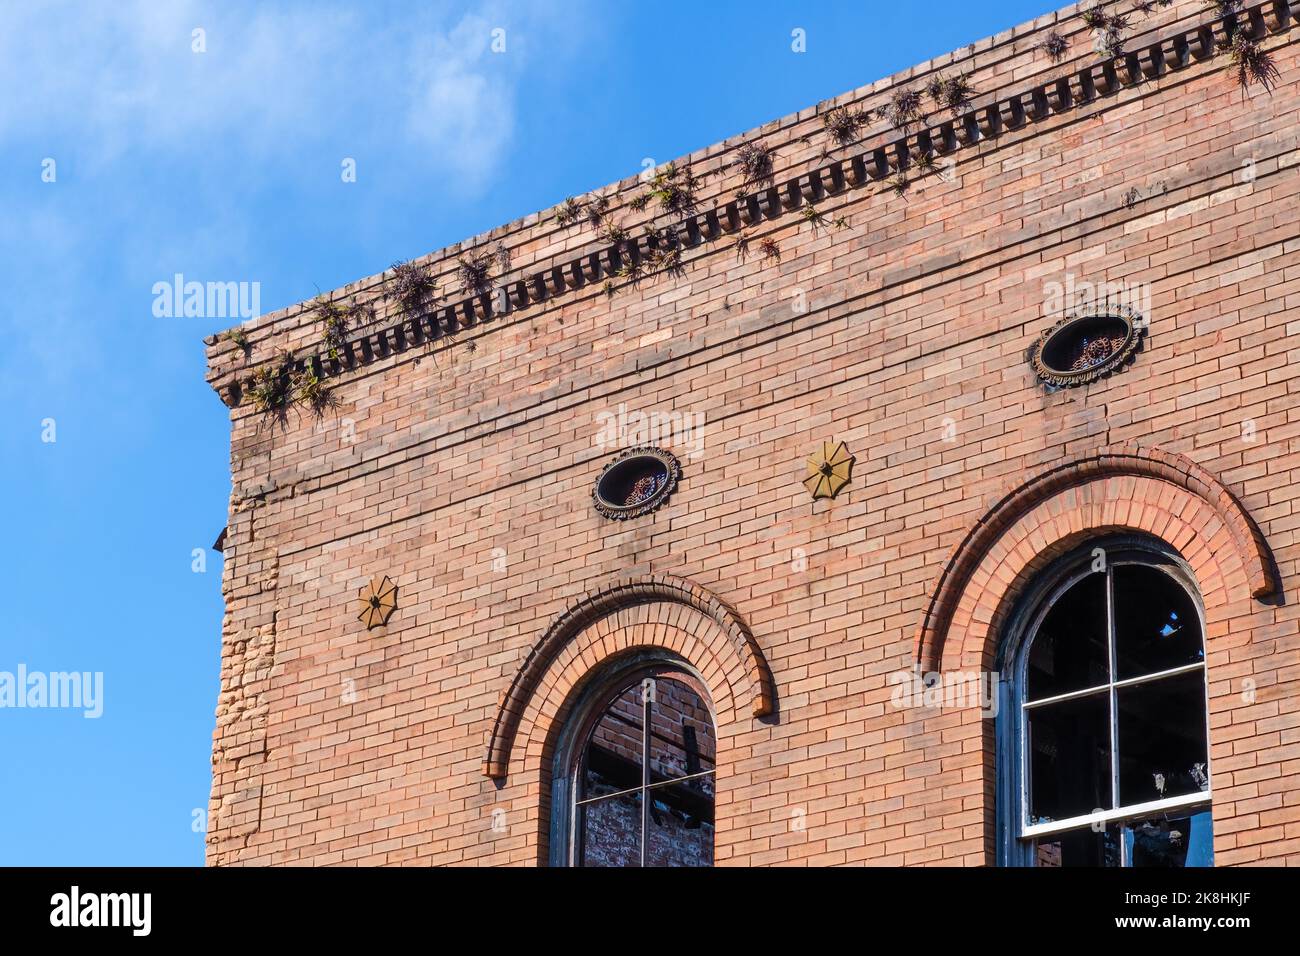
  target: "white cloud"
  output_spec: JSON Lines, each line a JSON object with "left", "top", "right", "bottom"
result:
{"left": 406, "top": 13, "right": 517, "bottom": 188}
{"left": 0, "top": 1, "right": 594, "bottom": 404}
{"left": 0, "top": 1, "right": 575, "bottom": 183}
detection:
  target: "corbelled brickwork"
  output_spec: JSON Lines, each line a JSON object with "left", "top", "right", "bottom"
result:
{"left": 206, "top": 0, "right": 1300, "bottom": 865}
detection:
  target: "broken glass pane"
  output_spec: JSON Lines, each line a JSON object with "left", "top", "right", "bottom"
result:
{"left": 1034, "top": 823, "right": 1122, "bottom": 867}
{"left": 1125, "top": 810, "right": 1213, "bottom": 867}
{"left": 578, "top": 790, "right": 641, "bottom": 867}
{"left": 579, "top": 683, "right": 643, "bottom": 802}
{"left": 647, "top": 675, "right": 716, "bottom": 794}
{"left": 1114, "top": 564, "right": 1203, "bottom": 680}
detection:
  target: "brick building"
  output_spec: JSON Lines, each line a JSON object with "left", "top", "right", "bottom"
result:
{"left": 204, "top": 0, "right": 1300, "bottom": 866}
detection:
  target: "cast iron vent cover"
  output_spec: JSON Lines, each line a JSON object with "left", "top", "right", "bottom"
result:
{"left": 592, "top": 447, "right": 681, "bottom": 520}
{"left": 1030, "top": 304, "right": 1145, "bottom": 387}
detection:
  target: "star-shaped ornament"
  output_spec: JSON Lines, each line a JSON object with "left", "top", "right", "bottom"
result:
{"left": 803, "top": 441, "right": 855, "bottom": 500}
{"left": 358, "top": 575, "right": 398, "bottom": 630}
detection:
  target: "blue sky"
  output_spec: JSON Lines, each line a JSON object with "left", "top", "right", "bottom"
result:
{"left": 0, "top": 0, "right": 1053, "bottom": 865}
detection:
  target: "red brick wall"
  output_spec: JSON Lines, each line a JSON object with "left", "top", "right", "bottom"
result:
{"left": 204, "top": 0, "right": 1300, "bottom": 865}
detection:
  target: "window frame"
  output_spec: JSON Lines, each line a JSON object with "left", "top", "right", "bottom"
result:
{"left": 996, "top": 535, "right": 1213, "bottom": 866}
{"left": 548, "top": 650, "right": 717, "bottom": 867}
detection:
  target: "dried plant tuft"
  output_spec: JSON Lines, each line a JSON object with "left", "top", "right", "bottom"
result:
{"left": 632, "top": 163, "right": 701, "bottom": 218}
{"left": 387, "top": 260, "right": 439, "bottom": 322}
{"left": 556, "top": 197, "right": 583, "bottom": 227}
{"left": 595, "top": 213, "right": 629, "bottom": 246}
{"left": 1082, "top": 4, "right": 1110, "bottom": 28}
{"left": 245, "top": 349, "right": 332, "bottom": 423}
{"left": 926, "top": 74, "right": 974, "bottom": 116}
{"left": 823, "top": 105, "right": 868, "bottom": 147}
{"left": 914, "top": 150, "right": 939, "bottom": 176}
{"left": 585, "top": 194, "right": 611, "bottom": 230}
{"left": 1083, "top": 5, "right": 1130, "bottom": 58}
{"left": 310, "top": 295, "right": 371, "bottom": 361}
{"left": 800, "top": 203, "right": 849, "bottom": 235}
{"left": 223, "top": 326, "right": 250, "bottom": 355}
{"left": 1042, "top": 31, "right": 1069, "bottom": 62}
{"left": 1218, "top": 31, "right": 1280, "bottom": 90}
{"left": 246, "top": 351, "right": 294, "bottom": 417}
{"left": 876, "top": 88, "right": 925, "bottom": 130}
{"left": 291, "top": 361, "right": 335, "bottom": 417}
{"left": 736, "top": 142, "right": 776, "bottom": 187}
{"left": 643, "top": 236, "right": 685, "bottom": 279}
{"left": 457, "top": 245, "right": 510, "bottom": 296}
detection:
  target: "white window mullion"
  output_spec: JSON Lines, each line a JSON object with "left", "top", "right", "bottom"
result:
{"left": 1106, "top": 565, "right": 1123, "bottom": 864}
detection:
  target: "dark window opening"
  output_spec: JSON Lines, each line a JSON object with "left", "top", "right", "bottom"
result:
{"left": 570, "top": 669, "right": 716, "bottom": 867}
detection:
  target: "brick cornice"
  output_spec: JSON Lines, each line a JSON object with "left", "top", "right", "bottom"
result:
{"left": 237, "top": 142, "right": 1299, "bottom": 535}
{"left": 915, "top": 443, "right": 1278, "bottom": 672}
{"left": 483, "top": 574, "right": 774, "bottom": 780}
{"left": 211, "top": 0, "right": 1297, "bottom": 410}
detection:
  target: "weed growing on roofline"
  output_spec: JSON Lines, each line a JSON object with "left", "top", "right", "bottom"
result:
{"left": 926, "top": 74, "right": 975, "bottom": 116}
{"left": 595, "top": 213, "right": 630, "bottom": 247}
{"left": 823, "top": 105, "right": 867, "bottom": 148}
{"left": 799, "top": 203, "right": 848, "bottom": 235}
{"left": 291, "top": 360, "right": 335, "bottom": 417}
{"left": 387, "top": 260, "right": 439, "bottom": 322}
{"left": 876, "top": 87, "right": 925, "bottom": 130}
{"left": 1218, "top": 31, "right": 1280, "bottom": 91}
{"left": 555, "top": 196, "right": 583, "bottom": 227}
{"left": 585, "top": 193, "right": 611, "bottom": 230}
{"left": 735, "top": 142, "right": 776, "bottom": 188}
{"left": 457, "top": 245, "right": 510, "bottom": 297}
{"left": 734, "top": 233, "right": 751, "bottom": 262}
{"left": 1083, "top": 4, "right": 1130, "bottom": 58}
{"left": 245, "top": 350, "right": 295, "bottom": 420}
{"left": 913, "top": 149, "right": 939, "bottom": 176}
{"left": 244, "top": 349, "right": 338, "bottom": 423}
{"left": 1042, "top": 31, "right": 1068, "bottom": 62}
{"left": 222, "top": 326, "right": 250, "bottom": 356}
{"left": 310, "top": 295, "right": 371, "bottom": 362}
{"left": 629, "top": 162, "right": 701, "bottom": 217}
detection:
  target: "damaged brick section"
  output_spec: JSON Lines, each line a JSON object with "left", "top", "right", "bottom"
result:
{"left": 207, "top": 490, "right": 279, "bottom": 865}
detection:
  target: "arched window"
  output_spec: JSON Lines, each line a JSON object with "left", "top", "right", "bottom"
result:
{"left": 550, "top": 655, "right": 716, "bottom": 867}
{"left": 999, "top": 539, "right": 1213, "bottom": 866}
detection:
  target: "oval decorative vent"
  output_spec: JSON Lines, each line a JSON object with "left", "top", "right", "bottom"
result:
{"left": 592, "top": 447, "right": 680, "bottom": 520}
{"left": 1030, "top": 304, "right": 1145, "bottom": 387}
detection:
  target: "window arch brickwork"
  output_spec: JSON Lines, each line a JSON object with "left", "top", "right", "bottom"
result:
{"left": 910, "top": 443, "right": 1277, "bottom": 865}
{"left": 484, "top": 574, "right": 773, "bottom": 781}
{"left": 481, "top": 575, "right": 775, "bottom": 865}
{"left": 918, "top": 443, "right": 1275, "bottom": 674}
